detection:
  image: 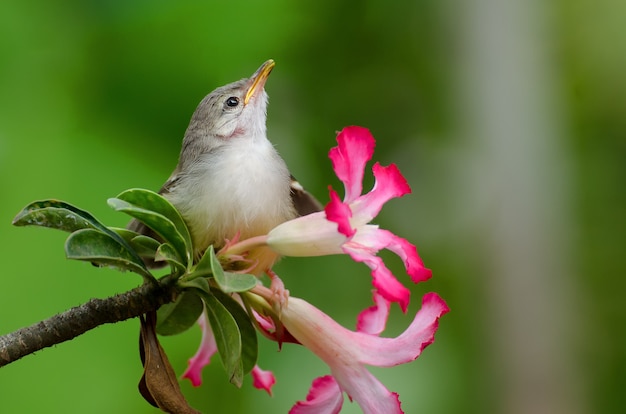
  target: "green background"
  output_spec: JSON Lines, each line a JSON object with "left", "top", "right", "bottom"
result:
{"left": 1, "top": 1, "right": 624, "bottom": 413}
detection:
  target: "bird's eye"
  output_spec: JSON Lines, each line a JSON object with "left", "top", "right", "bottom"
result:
{"left": 225, "top": 97, "right": 240, "bottom": 108}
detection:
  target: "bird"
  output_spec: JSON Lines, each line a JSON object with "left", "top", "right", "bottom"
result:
{"left": 129, "top": 60, "right": 321, "bottom": 277}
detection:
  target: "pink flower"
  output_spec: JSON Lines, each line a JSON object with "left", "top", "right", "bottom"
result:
{"left": 267, "top": 126, "right": 431, "bottom": 311}
{"left": 280, "top": 292, "right": 449, "bottom": 414}
{"left": 181, "top": 312, "right": 216, "bottom": 387}
{"left": 181, "top": 310, "right": 276, "bottom": 395}
{"left": 185, "top": 125, "right": 445, "bottom": 413}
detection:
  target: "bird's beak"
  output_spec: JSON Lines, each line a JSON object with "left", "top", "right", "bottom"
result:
{"left": 244, "top": 59, "right": 275, "bottom": 105}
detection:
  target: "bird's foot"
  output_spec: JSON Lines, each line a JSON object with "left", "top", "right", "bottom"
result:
{"left": 266, "top": 268, "right": 289, "bottom": 310}
{"left": 218, "top": 231, "right": 242, "bottom": 255}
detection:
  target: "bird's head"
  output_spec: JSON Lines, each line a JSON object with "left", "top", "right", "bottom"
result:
{"left": 185, "top": 59, "right": 275, "bottom": 145}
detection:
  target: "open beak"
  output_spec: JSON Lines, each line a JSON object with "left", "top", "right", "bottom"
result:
{"left": 244, "top": 59, "right": 275, "bottom": 105}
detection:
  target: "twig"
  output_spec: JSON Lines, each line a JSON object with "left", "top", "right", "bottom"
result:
{"left": 0, "top": 277, "right": 178, "bottom": 367}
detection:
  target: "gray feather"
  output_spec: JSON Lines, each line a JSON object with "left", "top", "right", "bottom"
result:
{"left": 290, "top": 176, "right": 323, "bottom": 216}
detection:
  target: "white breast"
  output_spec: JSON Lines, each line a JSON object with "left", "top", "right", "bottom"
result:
{"left": 168, "top": 137, "right": 296, "bottom": 257}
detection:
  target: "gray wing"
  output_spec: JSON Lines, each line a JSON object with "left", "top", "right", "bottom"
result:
{"left": 290, "top": 175, "right": 323, "bottom": 216}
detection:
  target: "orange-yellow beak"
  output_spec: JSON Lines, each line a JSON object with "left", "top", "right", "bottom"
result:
{"left": 244, "top": 59, "right": 275, "bottom": 105}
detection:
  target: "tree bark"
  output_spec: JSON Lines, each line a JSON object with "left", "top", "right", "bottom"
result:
{"left": 0, "top": 278, "right": 178, "bottom": 367}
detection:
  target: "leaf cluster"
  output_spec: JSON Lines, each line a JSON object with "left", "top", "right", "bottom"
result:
{"left": 13, "top": 189, "right": 263, "bottom": 409}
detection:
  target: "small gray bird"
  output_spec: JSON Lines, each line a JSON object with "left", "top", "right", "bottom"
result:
{"left": 129, "top": 60, "right": 321, "bottom": 274}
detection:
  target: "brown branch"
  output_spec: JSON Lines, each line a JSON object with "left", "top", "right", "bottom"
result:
{"left": 0, "top": 277, "right": 179, "bottom": 367}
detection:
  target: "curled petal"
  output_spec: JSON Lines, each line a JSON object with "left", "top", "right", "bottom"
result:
{"left": 325, "top": 188, "right": 355, "bottom": 237}
{"left": 181, "top": 312, "right": 217, "bottom": 387}
{"left": 290, "top": 376, "right": 343, "bottom": 414}
{"left": 355, "top": 163, "right": 411, "bottom": 223}
{"left": 251, "top": 365, "right": 276, "bottom": 396}
{"left": 356, "top": 291, "right": 391, "bottom": 335}
{"left": 354, "top": 227, "right": 432, "bottom": 284}
{"left": 344, "top": 245, "right": 411, "bottom": 312}
{"left": 381, "top": 229, "right": 432, "bottom": 283}
{"left": 329, "top": 126, "right": 375, "bottom": 203}
{"left": 357, "top": 293, "right": 449, "bottom": 367}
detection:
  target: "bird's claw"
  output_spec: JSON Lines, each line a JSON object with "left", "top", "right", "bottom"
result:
{"left": 218, "top": 231, "right": 242, "bottom": 255}
{"left": 266, "top": 269, "right": 289, "bottom": 311}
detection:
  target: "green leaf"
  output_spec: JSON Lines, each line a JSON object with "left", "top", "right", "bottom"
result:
{"left": 192, "top": 245, "right": 215, "bottom": 279}
{"left": 218, "top": 272, "right": 258, "bottom": 293}
{"left": 156, "top": 291, "right": 204, "bottom": 336}
{"left": 206, "top": 246, "right": 257, "bottom": 293}
{"left": 113, "top": 189, "right": 192, "bottom": 263}
{"left": 194, "top": 289, "right": 243, "bottom": 387}
{"left": 13, "top": 199, "right": 147, "bottom": 272}
{"left": 116, "top": 189, "right": 191, "bottom": 245}
{"left": 108, "top": 197, "right": 189, "bottom": 267}
{"left": 65, "top": 229, "right": 153, "bottom": 280}
{"left": 13, "top": 200, "right": 101, "bottom": 232}
{"left": 211, "top": 289, "right": 258, "bottom": 374}
{"left": 110, "top": 227, "right": 139, "bottom": 241}
{"left": 13, "top": 206, "right": 94, "bottom": 233}
{"left": 132, "top": 236, "right": 162, "bottom": 258}
{"left": 155, "top": 243, "right": 186, "bottom": 275}
{"left": 111, "top": 228, "right": 161, "bottom": 257}
{"left": 180, "top": 276, "right": 211, "bottom": 293}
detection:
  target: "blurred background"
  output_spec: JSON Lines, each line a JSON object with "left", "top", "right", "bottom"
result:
{"left": 1, "top": 0, "right": 624, "bottom": 413}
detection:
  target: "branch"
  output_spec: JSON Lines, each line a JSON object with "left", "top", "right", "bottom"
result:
{"left": 0, "top": 277, "right": 179, "bottom": 367}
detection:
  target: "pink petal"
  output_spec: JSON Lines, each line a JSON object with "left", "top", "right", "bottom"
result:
{"left": 356, "top": 291, "right": 391, "bottom": 335}
{"left": 357, "top": 293, "right": 449, "bottom": 367}
{"left": 382, "top": 229, "right": 432, "bottom": 283}
{"left": 331, "top": 365, "right": 403, "bottom": 414}
{"left": 329, "top": 126, "right": 375, "bottom": 203}
{"left": 253, "top": 308, "right": 276, "bottom": 332}
{"left": 355, "top": 163, "right": 411, "bottom": 222}
{"left": 357, "top": 228, "right": 432, "bottom": 284}
{"left": 251, "top": 365, "right": 276, "bottom": 396}
{"left": 181, "top": 312, "right": 217, "bottom": 387}
{"left": 251, "top": 308, "right": 299, "bottom": 345}
{"left": 344, "top": 245, "right": 411, "bottom": 312}
{"left": 289, "top": 376, "right": 343, "bottom": 414}
{"left": 325, "top": 187, "right": 355, "bottom": 237}
{"left": 279, "top": 295, "right": 447, "bottom": 414}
